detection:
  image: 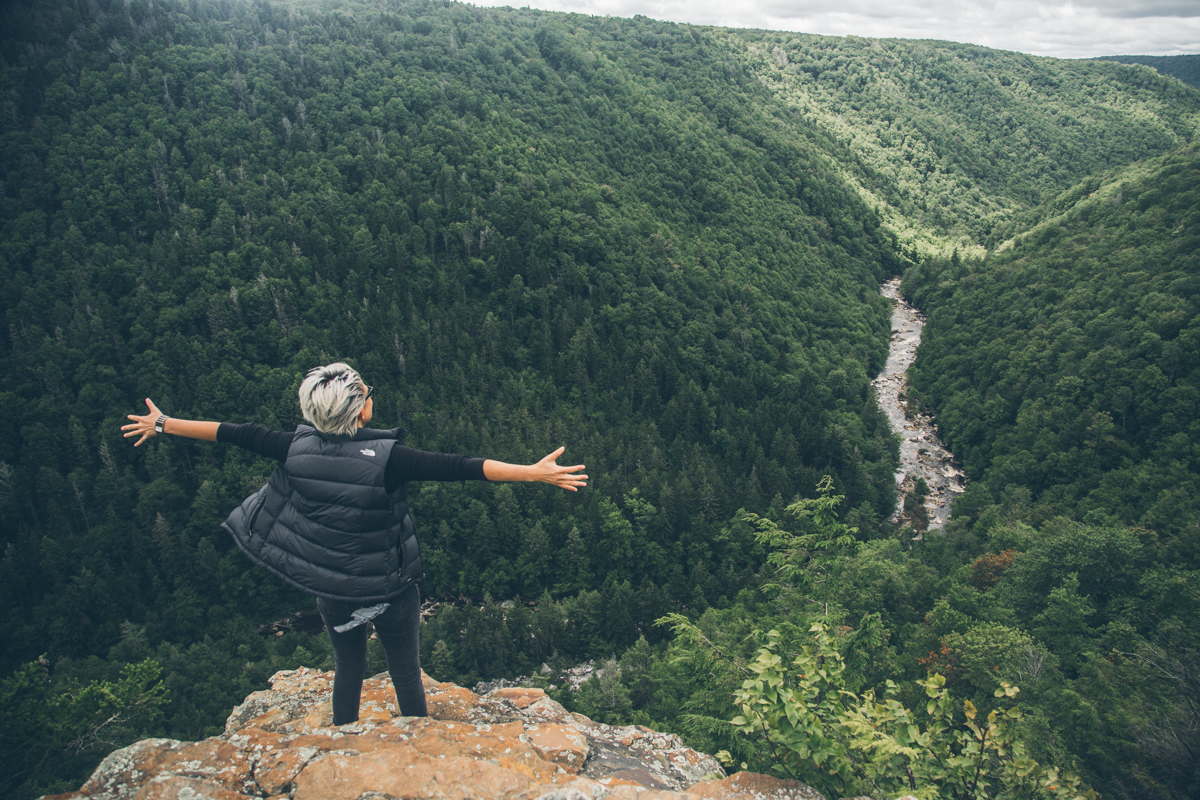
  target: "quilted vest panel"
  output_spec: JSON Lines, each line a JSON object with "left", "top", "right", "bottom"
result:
{"left": 223, "top": 425, "right": 422, "bottom": 603}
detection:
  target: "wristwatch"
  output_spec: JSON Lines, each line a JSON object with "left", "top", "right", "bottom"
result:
{"left": 155, "top": 415, "right": 168, "bottom": 434}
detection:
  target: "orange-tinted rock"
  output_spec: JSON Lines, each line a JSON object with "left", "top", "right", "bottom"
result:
{"left": 617, "top": 727, "right": 653, "bottom": 746}
{"left": 308, "top": 732, "right": 410, "bottom": 755}
{"left": 599, "top": 768, "right": 673, "bottom": 790}
{"left": 687, "top": 771, "right": 825, "bottom": 800}
{"left": 254, "top": 744, "right": 322, "bottom": 795}
{"left": 357, "top": 681, "right": 400, "bottom": 722}
{"left": 664, "top": 746, "right": 719, "bottom": 773}
{"left": 147, "top": 738, "right": 255, "bottom": 791}
{"left": 552, "top": 776, "right": 609, "bottom": 796}
{"left": 523, "top": 695, "right": 572, "bottom": 721}
{"left": 224, "top": 668, "right": 338, "bottom": 736}
{"left": 477, "top": 721, "right": 526, "bottom": 739}
{"left": 225, "top": 727, "right": 287, "bottom": 749}
{"left": 524, "top": 723, "right": 590, "bottom": 768}
{"left": 243, "top": 702, "right": 331, "bottom": 733}
{"left": 598, "top": 775, "right": 654, "bottom": 789}
{"left": 292, "top": 748, "right": 535, "bottom": 800}
{"left": 133, "top": 775, "right": 250, "bottom": 800}
{"left": 603, "top": 787, "right": 692, "bottom": 800}
{"left": 55, "top": 670, "right": 821, "bottom": 800}
{"left": 405, "top": 720, "right": 560, "bottom": 784}
{"left": 491, "top": 687, "right": 548, "bottom": 709}
{"left": 426, "top": 683, "right": 483, "bottom": 721}
{"left": 73, "top": 739, "right": 191, "bottom": 797}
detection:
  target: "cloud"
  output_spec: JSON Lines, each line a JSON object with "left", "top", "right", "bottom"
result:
{"left": 469, "top": 0, "right": 1200, "bottom": 57}
{"left": 1085, "top": 0, "right": 1198, "bottom": 18}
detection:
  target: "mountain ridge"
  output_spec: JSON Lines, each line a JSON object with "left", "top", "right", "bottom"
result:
{"left": 722, "top": 30, "right": 1200, "bottom": 254}
{"left": 1091, "top": 54, "right": 1200, "bottom": 88}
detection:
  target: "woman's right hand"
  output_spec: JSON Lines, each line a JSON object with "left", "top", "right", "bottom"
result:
{"left": 482, "top": 446, "right": 588, "bottom": 490}
{"left": 530, "top": 446, "right": 588, "bottom": 491}
{"left": 122, "top": 398, "right": 164, "bottom": 447}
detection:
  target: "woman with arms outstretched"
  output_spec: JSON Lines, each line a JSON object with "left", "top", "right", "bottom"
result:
{"left": 122, "top": 362, "right": 586, "bottom": 724}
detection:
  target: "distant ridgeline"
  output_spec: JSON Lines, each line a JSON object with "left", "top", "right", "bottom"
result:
{"left": 1092, "top": 54, "right": 1200, "bottom": 88}
{"left": 725, "top": 31, "right": 1199, "bottom": 250}
{"left": 2, "top": 0, "right": 1200, "bottom": 798}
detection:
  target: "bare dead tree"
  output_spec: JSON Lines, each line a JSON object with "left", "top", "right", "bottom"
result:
{"left": 1119, "top": 639, "right": 1200, "bottom": 797}
{"left": 98, "top": 440, "right": 118, "bottom": 478}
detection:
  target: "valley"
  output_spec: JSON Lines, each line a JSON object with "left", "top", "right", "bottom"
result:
{"left": 0, "top": 1, "right": 1197, "bottom": 798}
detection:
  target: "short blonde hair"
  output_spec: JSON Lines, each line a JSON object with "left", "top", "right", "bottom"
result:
{"left": 298, "top": 362, "right": 367, "bottom": 436}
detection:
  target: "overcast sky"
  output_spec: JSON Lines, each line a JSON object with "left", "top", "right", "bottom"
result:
{"left": 469, "top": 0, "right": 1199, "bottom": 59}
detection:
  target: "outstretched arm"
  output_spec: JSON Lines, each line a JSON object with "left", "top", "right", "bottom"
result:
{"left": 483, "top": 447, "right": 587, "bottom": 492}
{"left": 122, "top": 398, "right": 219, "bottom": 447}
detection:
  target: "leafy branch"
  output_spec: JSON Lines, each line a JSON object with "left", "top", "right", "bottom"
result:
{"left": 738, "top": 475, "right": 859, "bottom": 614}
{"left": 0, "top": 657, "right": 168, "bottom": 795}
{"left": 718, "top": 623, "right": 1096, "bottom": 800}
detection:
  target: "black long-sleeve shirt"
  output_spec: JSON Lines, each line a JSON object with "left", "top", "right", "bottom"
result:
{"left": 217, "top": 423, "right": 487, "bottom": 495}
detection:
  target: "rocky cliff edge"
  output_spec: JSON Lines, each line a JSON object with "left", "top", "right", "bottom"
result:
{"left": 46, "top": 668, "right": 829, "bottom": 800}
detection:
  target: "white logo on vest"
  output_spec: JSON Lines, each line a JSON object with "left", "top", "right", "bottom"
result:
{"left": 360, "top": 448, "right": 376, "bottom": 457}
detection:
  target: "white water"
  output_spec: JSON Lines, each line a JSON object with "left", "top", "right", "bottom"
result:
{"left": 871, "top": 278, "right": 965, "bottom": 530}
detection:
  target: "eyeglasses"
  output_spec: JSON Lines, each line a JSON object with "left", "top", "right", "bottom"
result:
{"left": 364, "top": 385, "right": 374, "bottom": 402}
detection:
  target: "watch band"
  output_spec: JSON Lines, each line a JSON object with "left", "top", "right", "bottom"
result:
{"left": 155, "top": 415, "right": 168, "bottom": 434}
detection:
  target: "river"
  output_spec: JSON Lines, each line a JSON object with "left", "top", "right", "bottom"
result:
{"left": 871, "top": 277, "right": 965, "bottom": 530}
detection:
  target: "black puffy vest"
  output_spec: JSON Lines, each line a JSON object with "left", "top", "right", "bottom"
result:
{"left": 222, "top": 425, "right": 422, "bottom": 603}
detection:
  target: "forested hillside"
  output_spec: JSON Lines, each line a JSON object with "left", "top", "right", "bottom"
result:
{"left": 3, "top": 0, "right": 1198, "bottom": 798}
{"left": 0, "top": 0, "right": 903, "bottom": 794}
{"left": 887, "top": 146, "right": 1200, "bottom": 799}
{"left": 904, "top": 146, "right": 1199, "bottom": 530}
{"left": 725, "top": 31, "right": 1200, "bottom": 252}
{"left": 1093, "top": 54, "right": 1200, "bottom": 88}
{"left": 636, "top": 147, "right": 1200, "bottom": 798}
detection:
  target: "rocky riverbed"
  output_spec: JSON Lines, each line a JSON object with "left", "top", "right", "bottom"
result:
{"left": 871, "top": 278, "right": 965, "bottom": 530}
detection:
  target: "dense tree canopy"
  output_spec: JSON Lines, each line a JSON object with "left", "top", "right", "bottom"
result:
{"left": 0, "top": 0, "right": 901, "bottom": 793}
{"left": 904, "top": 147, "right": 1200, "bottom": 532}
{"left": 727, "top": 30, "right": 1200, "bottom": 250}
{"left": 1093, "top": 55, "right": 1200, "bottom": 89}
{"left": 1, "top": 1, "right": 1197, "bottom": 798}
{"left": 891, "top": 148, "right": 1200, "bottom": 800}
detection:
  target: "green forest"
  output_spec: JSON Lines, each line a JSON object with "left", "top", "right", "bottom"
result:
{"left": 904, "top": 147, "right": 1200, "bottom": 529}
{"left": 1, "top": 0, "right": 1197, "bottom": 798}
{"left": 1093, "top": 55, "right": 1200, "bottom": 89}
{"left": 725, "top": 30, "right": 1198, "bottom": 253}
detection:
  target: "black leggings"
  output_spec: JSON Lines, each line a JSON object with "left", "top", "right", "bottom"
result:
{"left": 316, "top": 586, "right": 428, "bottom": 724}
